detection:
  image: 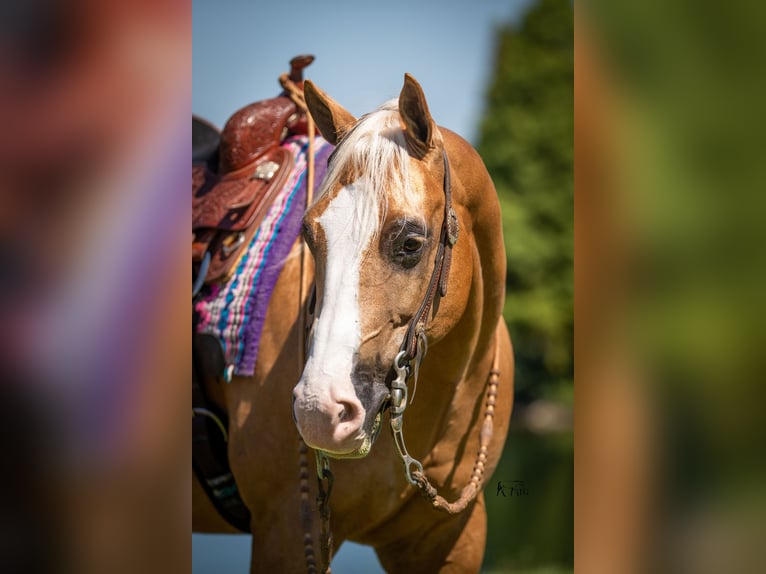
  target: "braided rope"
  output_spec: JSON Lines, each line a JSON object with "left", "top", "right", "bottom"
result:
{"left": 298, "top": 440, "right": 320, "bottom": 573}
{"left": 410, "top": 327, "right": 502, "bottom": 514}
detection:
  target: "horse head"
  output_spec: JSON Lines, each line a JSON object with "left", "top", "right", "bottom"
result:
{"left": 292, "top": 75, "right": 476, "bottom": 459}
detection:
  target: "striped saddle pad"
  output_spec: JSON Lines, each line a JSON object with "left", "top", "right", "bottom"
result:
{"left": 194, "top": 134, "right": 333, "bottom": 376}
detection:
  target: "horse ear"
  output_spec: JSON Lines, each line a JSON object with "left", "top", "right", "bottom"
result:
{"left": 304, "top": 80, "right": 356, "bottom": 146}
{"left": 399, "top": 74, "right": 436, "bottom": 158}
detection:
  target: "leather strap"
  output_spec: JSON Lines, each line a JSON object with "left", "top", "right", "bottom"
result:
{"left": 399, "top": 150, "right": 458, "bottom": 361}
{"left": 192, "top": 333, "right": 252, "bottom": 533}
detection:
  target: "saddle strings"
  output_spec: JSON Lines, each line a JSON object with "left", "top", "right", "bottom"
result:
{"left": 279, "top": 71, "right": 317, "bottom": 369}
{"left": 281, "top": 73, "right": 332, "bottom": 574}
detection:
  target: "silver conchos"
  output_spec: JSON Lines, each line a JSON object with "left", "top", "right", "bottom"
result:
{"left": 251, "top": 160, "right": 280, "bottom": 181}
{"left": 447, "top": 207, "right": 459, "bottom": 245}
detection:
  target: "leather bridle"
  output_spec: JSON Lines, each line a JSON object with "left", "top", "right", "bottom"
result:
{"left": 306, "top": 145, "right": 500, "bottom": 574}
{"left": 386, "top": 148, "right": 459, "bottom": 488}
{"left": 398, "top": 149, "right": 459, "bottom": 363}
{"left": 386, "top": 148, "right": 502, "bottom": 516}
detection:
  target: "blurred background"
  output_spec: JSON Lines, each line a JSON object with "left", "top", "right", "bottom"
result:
{"left": 577, "top": 2, "right": 766, "bottom": 572}
{"left": 479, "top": 1, "right": 573, "bottom": 572}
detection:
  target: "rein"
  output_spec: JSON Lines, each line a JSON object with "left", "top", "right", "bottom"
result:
{"left": 391, "top": 327, "right": 502, "bottom": 514}
{"left": 281, "top": 61, "right": 334, "bottom": 574}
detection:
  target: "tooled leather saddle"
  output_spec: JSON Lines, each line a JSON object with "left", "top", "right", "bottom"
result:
{"left": 192, "top": 55, "right": 316, "bottom": 533}
{"left": 192, "top": 55, "right": 314, "bottom": 289}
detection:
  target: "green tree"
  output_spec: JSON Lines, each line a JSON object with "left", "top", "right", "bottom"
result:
{"left": 479, "top": 3, "right": 573, "bottom": 571}
{"left": 477, "top": 0, "right": 573, "bottom": 403}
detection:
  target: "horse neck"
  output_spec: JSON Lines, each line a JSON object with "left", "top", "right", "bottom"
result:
{"left": 407, "top": 130, "right": 505, "bottom": 434}
{"left": 441, "top": 127, "right": 505, "bottom": 364}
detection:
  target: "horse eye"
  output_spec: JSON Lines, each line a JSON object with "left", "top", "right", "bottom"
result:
{"left": 392, "top": 235, "right": 425, "bottom": 269}
{"left": 403, "top": 238, "right": 423, "bottom": 253}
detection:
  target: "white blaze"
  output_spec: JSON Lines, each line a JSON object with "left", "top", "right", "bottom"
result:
{"left": 302, "top": 182, "right": 376, "bottom": 405}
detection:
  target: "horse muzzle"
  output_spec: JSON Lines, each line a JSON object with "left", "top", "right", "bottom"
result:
{"left": 291, "top": 379, "right": 389, "bottom": 459}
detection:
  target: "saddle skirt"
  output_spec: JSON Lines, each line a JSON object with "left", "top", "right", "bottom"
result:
{"left": 194, "top": 135, "right": 333, "bottom": 377}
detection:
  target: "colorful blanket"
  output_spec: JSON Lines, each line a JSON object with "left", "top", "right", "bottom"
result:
{"left": 194, "top": 135, "right": 333, "bottom": 376}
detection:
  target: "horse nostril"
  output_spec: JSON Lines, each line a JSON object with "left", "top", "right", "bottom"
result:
{"left": 291, "top": 393, "right": 298, "bottom": 424}
{"left": 337, "top": 399, "right": 361, "bottom": 425}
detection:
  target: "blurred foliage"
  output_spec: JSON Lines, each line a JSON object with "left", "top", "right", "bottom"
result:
{"left": 581, "top": 1, "right": 766, "bottom": 571}
{"left": 477, "top": 1, "right": 574, "bottom": 572}
{"left": 477, "top": 0, "right": 573, "bottom": 404}
{"left": 483, "top": 432, "right": 573, "bottom": 573}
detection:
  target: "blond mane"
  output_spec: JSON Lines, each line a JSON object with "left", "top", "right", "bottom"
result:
{"left": 315, "top": 99, "right": 425, "bottom": 237}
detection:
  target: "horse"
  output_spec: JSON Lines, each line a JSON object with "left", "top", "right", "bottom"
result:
{"left": 193, "top": 73, "right": 514, "bottom": 573}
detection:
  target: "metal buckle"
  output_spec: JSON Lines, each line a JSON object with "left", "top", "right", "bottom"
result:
{"left": 315, "top": 449, "right": 331, "bottom": 480}
{"left": 221, "top": 232, "right": 245, "bottom": 257}
{"left": 390, "top": 351, "right": 409, "bottom": 416}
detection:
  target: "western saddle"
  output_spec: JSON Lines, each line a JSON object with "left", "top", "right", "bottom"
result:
{"left": 192, "top": 54, "right": 315, "bottom": 291}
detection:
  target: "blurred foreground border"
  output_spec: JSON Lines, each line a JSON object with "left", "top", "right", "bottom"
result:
{"left": 577, "top": 2, "right": 766, "bottom": 573}
{"left": 0, "top": 1, "right": 190, "bottom": 573}
{"left": 3, "top": 0, "right": 766, "bottom": 572}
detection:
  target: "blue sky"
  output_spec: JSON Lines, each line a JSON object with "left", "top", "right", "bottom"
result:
{"left": 192, "top": 0, "right": 533, "bottom": 571}
{"left": 194, "top": 0, "right": 534, "bottom": 144}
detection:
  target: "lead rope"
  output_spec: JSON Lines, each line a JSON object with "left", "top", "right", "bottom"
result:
{"left": 281, "top": 65, "right": 333, "bottom": 574}
{"left": 390, "top": 321, "right": 502, "bottom": 514}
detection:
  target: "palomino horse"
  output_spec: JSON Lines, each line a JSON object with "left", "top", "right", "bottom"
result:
{"left": 193, "top": 74, "right": 514, "bottom": 573}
